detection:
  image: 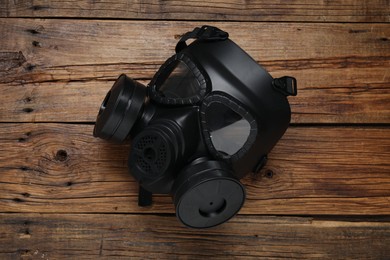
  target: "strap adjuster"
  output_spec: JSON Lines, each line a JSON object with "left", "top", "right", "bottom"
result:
{"left": 272, "top": 76, "right": 298, "bottom": 96}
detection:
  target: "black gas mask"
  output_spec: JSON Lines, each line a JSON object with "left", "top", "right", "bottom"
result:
{"left": 94, "top": 26, "right": 297, "bottom": 228}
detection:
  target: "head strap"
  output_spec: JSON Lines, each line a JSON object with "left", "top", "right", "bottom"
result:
{"left": 175, "top": 25, "right": 229, "bottom": 53}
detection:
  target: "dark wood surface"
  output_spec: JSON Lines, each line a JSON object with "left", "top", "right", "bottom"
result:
{"left": 1, "top": 0, "right": 389, "bottom": 22}
{"left": 0, "top": 1, "right": 389, "bottom": 259}
{"left": 2, "top": 214, "right": 390, "bottom": 259}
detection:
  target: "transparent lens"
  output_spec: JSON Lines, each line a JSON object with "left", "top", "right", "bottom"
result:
{"left": 157, "top": 60, "right": 201, "bottom": 98}
{"left": 205, "top": 102, "right": 251, "bottom": 155}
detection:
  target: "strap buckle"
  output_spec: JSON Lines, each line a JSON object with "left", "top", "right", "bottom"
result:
{"left": 195, "top": 25, "right": 229, "bottom": 41}
{"left": 272, "top": 76, "right": 298, "bottom": 96}
{"left": 175, "top": 25, "right": 229, "bottom": 53}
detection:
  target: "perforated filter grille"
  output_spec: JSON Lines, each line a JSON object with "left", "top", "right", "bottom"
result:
{"left": 133, "top": 134, "right": 168, "bottom": 176}
{"left": 155, "top": 145, "right": 167, "bottom": 169}
{"left": 135, "top": 135, "right": 157, "bottom": 149}
{"left": 136, "top": 156, "right": 152, "bottom": 174}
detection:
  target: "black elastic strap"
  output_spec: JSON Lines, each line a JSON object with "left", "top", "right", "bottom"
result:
{"left": 272, "top": 76, "right": 298, "bottom": 96}
{"left": 253, "top": 155, "right": 268, "bottom": 173}
{"left": 138, "top": 186, "right": 153, "bottom": 206}
{"left": 175, "top": 25, "right": 229, "bottom": 53}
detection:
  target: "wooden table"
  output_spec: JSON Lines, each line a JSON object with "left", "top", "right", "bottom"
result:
{"left": 1, "top": 1, "right": 389, "bottom": 258}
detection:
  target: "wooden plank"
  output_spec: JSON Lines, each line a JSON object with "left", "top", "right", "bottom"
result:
{"left": 0, "top": 123, "right": 389, "bottom": 215}
{"left": 1, "top": 69, "right": 389, "bottom": 124}
{"left": 0, "top": 213, "right": 389, "bottom": 259}
{"left": 0, "top": 19, "right": 389, "bottom": 123}
{"left": 0, "top": 0, "right": 389, "bottom": 22}
{"left": 1, "top": 19, "right": 389, "bottom": 67}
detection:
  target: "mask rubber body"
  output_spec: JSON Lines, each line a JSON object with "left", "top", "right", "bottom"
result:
{"left": 180, "top": 39, "right": 291, "bottom": 178}
{"left": 93, "top": 26, "right": 296, "bottom": 228}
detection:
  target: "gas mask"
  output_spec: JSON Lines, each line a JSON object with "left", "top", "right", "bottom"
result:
{"left": 94, "top": 26, "right": 297, "bottom": 228}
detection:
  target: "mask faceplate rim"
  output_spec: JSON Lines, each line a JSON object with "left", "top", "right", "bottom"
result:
{"left": 149, "top": 53, "right": 209, "bottom": 105}
{"left": 200, "top": 91, "right": 258, "bottom": 162}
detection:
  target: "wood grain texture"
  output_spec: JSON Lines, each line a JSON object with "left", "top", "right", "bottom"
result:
{"left": 0, "top": 214, "right": 389, "bottom": 259}
{"left": 0, "top": 123, "right": 389, "bottom": 215}
{"left": 1, "top": 1, "right": 389, "bottom": 258}
{"left": 0, "top": 19, "right": 389, "bottom": 123}
{"left": 0, "top": 0, "right": 389, "bottom": 22}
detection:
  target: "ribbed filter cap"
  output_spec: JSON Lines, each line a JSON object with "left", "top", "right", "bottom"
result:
{"left": 93, "top": 74, "right": 146, "bottom": 142}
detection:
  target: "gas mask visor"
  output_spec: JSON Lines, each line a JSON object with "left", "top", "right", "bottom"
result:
{"left": 149, "top": 49, "right": 258, "bottom": 163}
